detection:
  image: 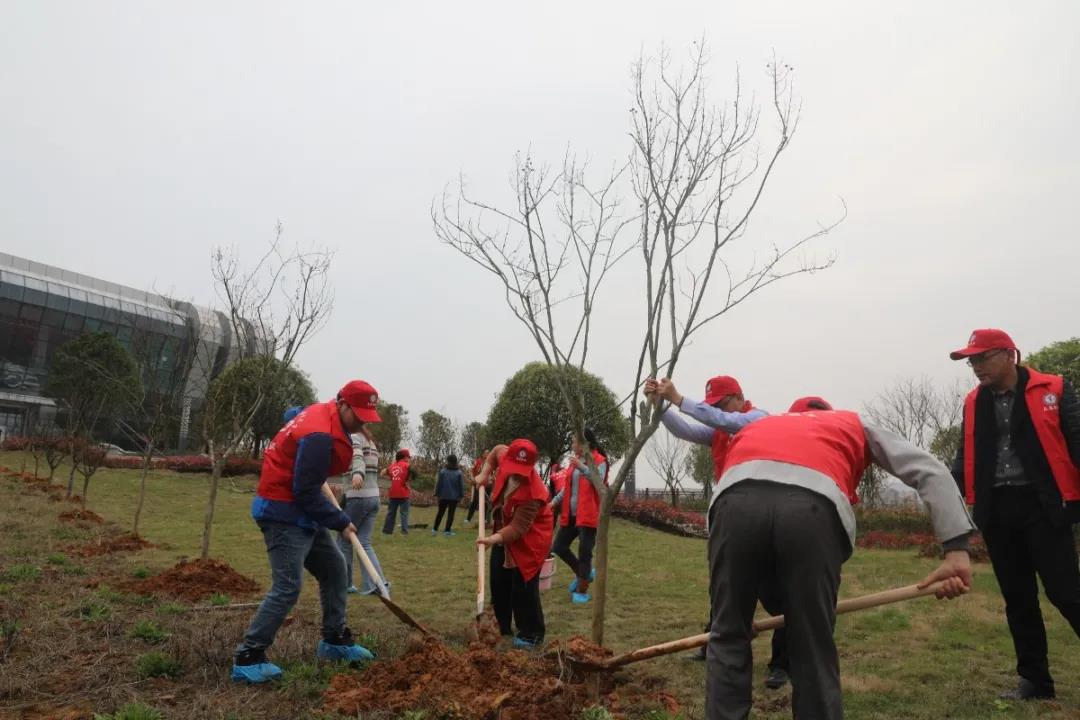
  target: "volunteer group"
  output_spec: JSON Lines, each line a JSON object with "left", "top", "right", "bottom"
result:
{"left": 228, "top": 328, "right": 1080, "bottom": 720}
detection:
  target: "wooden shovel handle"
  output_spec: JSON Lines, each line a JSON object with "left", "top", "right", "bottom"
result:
{"left": 349, "top": 533, "right": 390, "bottom": 599}
{"left": 600, "top": 580, "right": 953, "bottom": 670}
{"left": 477, "top": 483, "right": 487, "bottom": 618}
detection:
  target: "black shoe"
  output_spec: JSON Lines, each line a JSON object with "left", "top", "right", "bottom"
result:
{"left": 999, "top": 678, "right": 1055, "bottom": 701}
{"left": 234, "top": 647, "right": 269, "bottom": 666}
{"left": 764, "top": 667, "right": 789, "bottom": 690}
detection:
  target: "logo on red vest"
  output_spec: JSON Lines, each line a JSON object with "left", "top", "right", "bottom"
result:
{"left": 1044, "top": 392, "right": 1059, "bottom": 410}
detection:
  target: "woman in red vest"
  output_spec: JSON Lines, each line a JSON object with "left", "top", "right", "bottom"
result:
{"left": 381, "top": 449, "right": 415, "bottom": 535}
{"left": 549, "top": 428, "right": 608, "bottom": 605}
{"left": 475, "top": 438, "right": 553, "bottom": 648}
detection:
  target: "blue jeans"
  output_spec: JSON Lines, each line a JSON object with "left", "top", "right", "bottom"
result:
{"left": 382, "top": 499, "right": 410, "bottom": 534}
{"left": 338, "top": 496, "right": 386, "bottom": 594}
{"left": 236, "top": 521, "right": 348, "bottom": 655}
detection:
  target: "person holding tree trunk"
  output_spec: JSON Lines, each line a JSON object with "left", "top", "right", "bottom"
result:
{"left": 949, "top": 329, "right": 1080, "bottom": 701}
{"left": 645, "top": 374, "right": 791, "bottom": 689}
{"left": 549, "top": 428, "right": 608, "bottom": 605}
{"left": 232, "top": 380, "right": 381, "bottom": 684}
{"left": 475, "top": 438, "right": 554, "bottom": 649}
{"left": 705, "top": 399, "right": 975, "bottom": 720}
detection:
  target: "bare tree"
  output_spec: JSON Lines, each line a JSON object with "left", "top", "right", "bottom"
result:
{"left": 198, "top": 226, "right": 335, "bottom": 560}
{"left": 861, "top": 376, "right": 964, "bottom": 506}
{"left": 646, "top": 431, "right": 690, "bottom": 506}
{"left": 434, "top": 42, "right": 841, "bottom": 644}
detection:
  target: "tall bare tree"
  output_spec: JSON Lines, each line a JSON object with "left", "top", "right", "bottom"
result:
{"left": 434, "top": 42, "right": 842, "bottom": 644}
{"left": 198, "top": 226, "right": 335, "bottom": 560}
{"left": 646, "top": 430, "right": 690, "bottom": 506}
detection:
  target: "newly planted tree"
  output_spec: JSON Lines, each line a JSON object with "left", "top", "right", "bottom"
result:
{"left": 435, "top": 42, "right": 841, "bottom": 643}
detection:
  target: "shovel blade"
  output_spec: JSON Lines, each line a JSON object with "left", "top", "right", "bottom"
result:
{"left": 377, "top": 594, "right": 433, "bottom": 637}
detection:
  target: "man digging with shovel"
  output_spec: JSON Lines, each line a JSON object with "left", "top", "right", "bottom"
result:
{"left": 231, "top": 380, "right": 382, "bottom": 684}
{"left": 704, "top": 397, "right": 975, "bottom": 720}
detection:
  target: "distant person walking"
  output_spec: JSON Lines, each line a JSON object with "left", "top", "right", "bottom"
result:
{"left": 432, "top": 454, "right": 465, "bottom": 536}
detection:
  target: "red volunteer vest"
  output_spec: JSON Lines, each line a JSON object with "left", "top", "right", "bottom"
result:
{"left": 962, "top": 369, "right": 1080, "bottom": 504}
{"left": 257, "top": 401, "right": 353, "bottom": 502}
{"left": 492, "top": 464, "right": 554, "bottom": 582}
{"left": 387, "top": 460, "right": 412, "bottom": 499}
{"left": 711, "top": 401, "right": 755, "bottom": 480}
{"left": 561, "top": 449, "right": 607, "bottom": 529}
{"left": 723, "top": 410, "right": 870, "bottom": 504}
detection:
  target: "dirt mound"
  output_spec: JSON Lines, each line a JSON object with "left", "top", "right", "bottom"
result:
{"left": 58, "top": 509, "right": 104, "bottom": 524}
{"left": 321, "top": 626, "right": 676, "bottom": 720}
{"left": 554, "top": 635, "right": 613, "bottom": 665}
{"left": 127, "top": 559, "right": 261, "bottom": 602}
{"left": 19, "top": 706, "right": 92, "bottom": 720}
{"left": 68, "top": 532, "right": 153, "bottom": 557}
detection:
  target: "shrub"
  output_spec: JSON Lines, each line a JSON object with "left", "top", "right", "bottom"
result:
{"left": 4, "top": 564, "right": 42, "bottom": 582}
{"left": 612, "top": 497, "right": 706, "bottom": 538}
{"left": 130, "top": 619, "right": 170, "bottom": 644}
{"left": 93, "top": 702, "right": 164, "bottom": 720}
{"left": 132, "top": 567, "right": 151, "bottom": 579}
{"left": 209, "top": 593, "right": 231, "bottom": 606}
{"left": 135, "top": 651, "right": 181, "bottom": 679}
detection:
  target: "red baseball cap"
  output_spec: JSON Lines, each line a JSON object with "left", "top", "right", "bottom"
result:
{"left": 397, "top": 448, "right": 411, "bottom": 459}
{"left": 704, "top": 375, "right": 743, "bottom": 406}
{"left": 788, "top": 396, "right": 833, "bottom": 413}
{"left": 501, "top": 438, "right": 538, "bottom": 477}
{"left": 949, "top": 329, "right": 1018, "bottom": 361}
{"left": 337, "top": 380, "right": 382, "bottom": 423}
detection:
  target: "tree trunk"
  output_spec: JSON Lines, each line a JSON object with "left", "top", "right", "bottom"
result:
{"left": 81, "top": 474, "right": 89, "bottom": 511}
{"left": 201, "top": 459, "right": 223, "bottom": 560}
{"left": 669, "top": 485, "right": 678, "bottom": 507}
{"left": 32, "top": 453, "right": 39, "bottom": 479}
{"left": 589, "top": 491, "right": 616, "bottom": 646}
{"left": 133, "top": 445, "right": 153, "bottom": 535}
{"left": 66, "top": 462, "right": 77, "bottom": 498}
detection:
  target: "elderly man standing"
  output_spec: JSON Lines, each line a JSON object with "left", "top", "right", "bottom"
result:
{"left": 949, "top": 329, "right": 1080, "bottom": 701}
{"left": 232, "top": 380, "right": 382, "bottom": 684}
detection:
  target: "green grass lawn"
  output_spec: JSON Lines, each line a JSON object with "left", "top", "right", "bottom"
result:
{"left": 2, "top": 450, "right": 1079, "bottom": 719}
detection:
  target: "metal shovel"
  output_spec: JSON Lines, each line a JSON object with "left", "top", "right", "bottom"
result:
{"left": 348, "top": 533, "right": 434, "bottom": 637}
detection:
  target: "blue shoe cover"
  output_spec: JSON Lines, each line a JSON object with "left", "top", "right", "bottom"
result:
{"left": 231, "top": 661, "right": 283, "bottom": 683}
{"left": 571, "top": 592, "right": 592, "bottom": 605}
{"left": 317, "top": 640, "right": 375, "bottom": 663}
{"left": 512, "top": 636, "right": 540, "bottom": 650}
{"left": 569, "top": 578, "right": 578, "bottom": 593}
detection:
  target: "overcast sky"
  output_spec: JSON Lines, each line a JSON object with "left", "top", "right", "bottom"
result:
{"left": 3, "top": 2, "right": 1077, "bottom": 487}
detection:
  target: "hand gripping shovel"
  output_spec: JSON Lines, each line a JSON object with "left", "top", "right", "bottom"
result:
{"left": 570, "top": 580, "right": 960, "bottom": 672}
{"left": 348, "top": 533, "right": 434, "bottom": 637}
{"left": 476, "top": 486, "right": 487, "bottom": 622}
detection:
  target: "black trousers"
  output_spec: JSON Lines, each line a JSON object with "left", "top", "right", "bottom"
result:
{"left": 490, "top": 545, "right": 545, "bottom": 642}
{"left": 466, "top": 487, "right": 490, "bottom": 522}
{"left": 433, "top": 500, "right": 458, "bottom": 532}
{"left": 707, "top": 481, "right": 848, "bottom": 720}
{"left": 702, "top": 577, "right": 789, "bottom": 670}
{"left": 551, "top": 519, "right": 596, "bottom": 580}
{"left": 982, "top": 485, "right": 1080, "bottom": 690}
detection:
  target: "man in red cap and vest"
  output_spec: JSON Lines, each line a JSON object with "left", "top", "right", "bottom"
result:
{"left": 706, "top": 397, "right": 975, "bottom": 720}
{"left": 949, "top": 329, "right": 1080, "bottom": 701}
{"left": 232, "top": 380, "right": 382, "bottom": 684}
{"left": 644, "top": 374, "right": 791, "bottom": 689}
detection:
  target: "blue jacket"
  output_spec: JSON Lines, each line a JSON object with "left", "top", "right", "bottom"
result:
{"left": 435, "top": 468, "right": 465, "bottom": 501}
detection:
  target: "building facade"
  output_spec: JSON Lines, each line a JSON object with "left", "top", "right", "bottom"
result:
{"left": 0, "top": 252, "right": 253, "bottom": 448}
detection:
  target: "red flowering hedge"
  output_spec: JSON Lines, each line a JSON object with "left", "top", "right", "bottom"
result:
{"left": 100, "top": 454, "right": 262, "bottom": 476}
{"left": 856, "top": 529, "right": 991, "bottom": 563}
{"left": 613, "top": 496, "right": 707, "bottom": 539}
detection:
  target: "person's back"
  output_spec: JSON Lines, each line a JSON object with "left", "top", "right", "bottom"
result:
{"left": 433, "top": 455, "right": 464, "bottom": 535}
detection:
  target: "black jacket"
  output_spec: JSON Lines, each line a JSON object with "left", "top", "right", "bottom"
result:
{"left": 951, "top": 366, "right": 1080, "bottom": 529}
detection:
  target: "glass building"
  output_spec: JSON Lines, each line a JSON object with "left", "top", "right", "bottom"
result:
{"left": 0, "top": 252, "right": 251, "bottom": 448}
